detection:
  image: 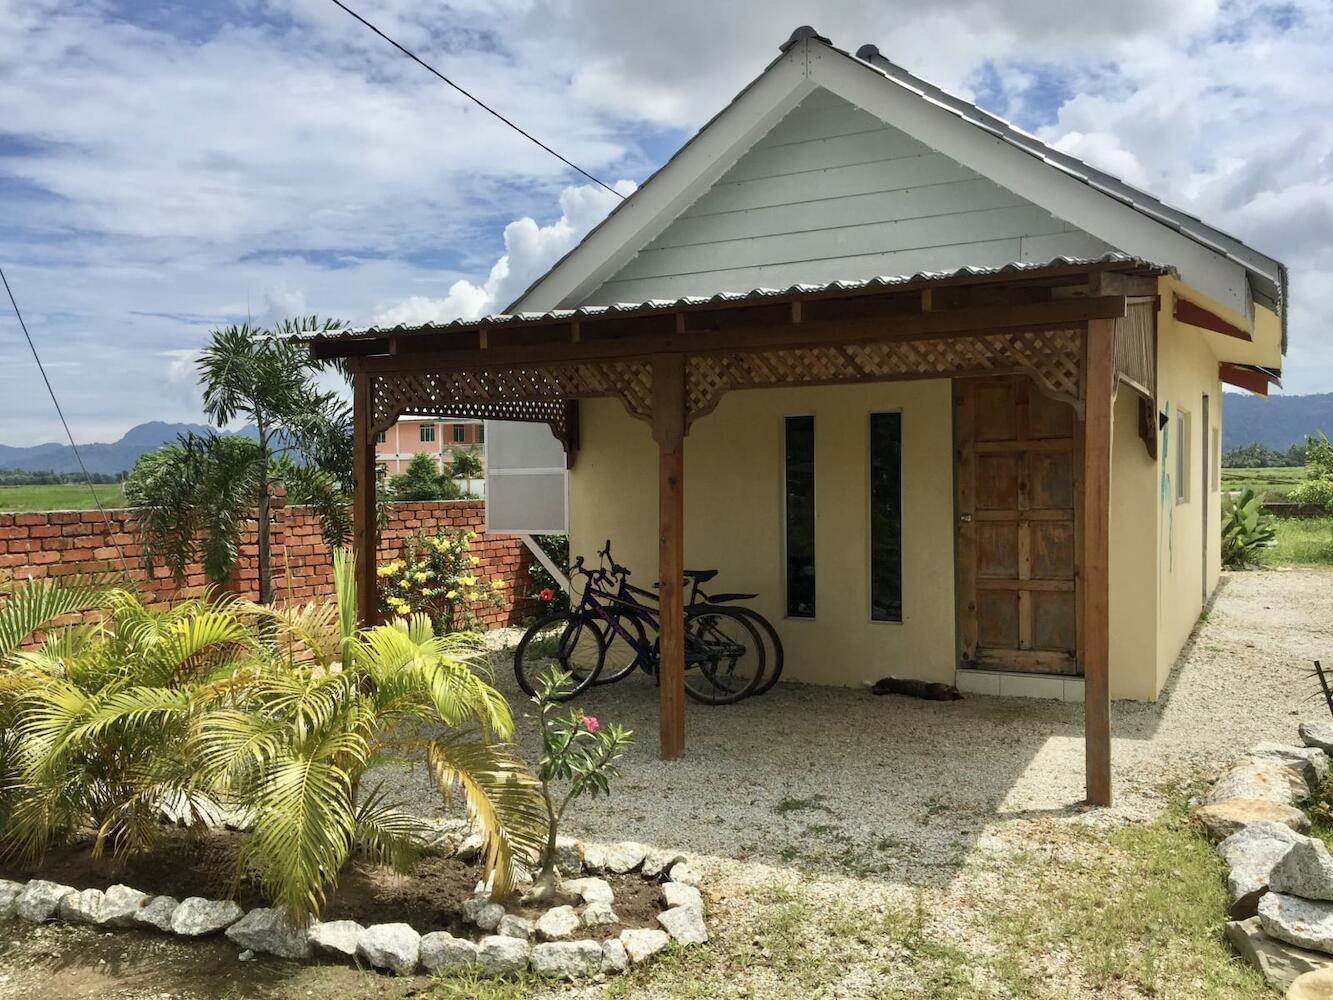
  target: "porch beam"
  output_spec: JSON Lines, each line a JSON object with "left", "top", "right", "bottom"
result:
{"left": 1174, "top": 294, "right": 1251, "bottom": 342}
{"left": 1082, "top": 318, "right": 1115, "bottom": 806}
{"left": 1219, "top": 363, "right": 1271, "bottom": 397}
{"left": 352, "top": 370, "right": 378, "bottom": 628}
{"left": 652, "top": 352, "right": 687, "bottom": 761}
{"left": 344, "top": 297, "right": 1129, "bottom": 375}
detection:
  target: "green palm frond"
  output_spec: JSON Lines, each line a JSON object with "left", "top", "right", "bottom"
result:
{"left": 0, "top": 577, "right": 115, "bottom": 662}
{"left": 249, "top": 599, "right": 341, "bottom": 668}
{"left": 426, "top": 737, "right": 546, "bottom": 899}
{"left": 191, "top": 708, "right": 288, "bottom": 786}
{"left": 242, "top": 746, "right": 360, "bottom": 922}
{"left": 352, "top": 783, "right": 432, "bottom": 872}
{"left": 139, "top": 609, "right": 252, "bottom": 687}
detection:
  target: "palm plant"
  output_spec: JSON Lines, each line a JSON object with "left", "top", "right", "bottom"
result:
{"left": 128, "top": 316, "right": 351, "bottom": 603}
{"left": 0, "top": 582, "right": 252, "bottom": 862}
{"left": 1221, "top": 487, "right": 1278, "bottom": 568}
{"left": 196, "top": 549, "right": 546, "bottom": 919}
{"left": 449, "top": 445, "right": 485, "bottom": 499}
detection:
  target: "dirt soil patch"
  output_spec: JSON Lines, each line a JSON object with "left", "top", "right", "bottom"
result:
{"left": 0, "top": 827, "right": 662, "bottom": 940}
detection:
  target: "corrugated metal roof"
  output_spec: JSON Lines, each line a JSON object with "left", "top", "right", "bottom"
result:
{"left": 505, "top": 27, "right": 1286, "bottom": 347}
{"left": 307, "top": 252, "right": 1168, "bottom": 342}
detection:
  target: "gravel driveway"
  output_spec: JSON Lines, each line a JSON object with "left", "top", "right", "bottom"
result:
{"left": 387, "top": 568, "right": 1333, "bottom": 881}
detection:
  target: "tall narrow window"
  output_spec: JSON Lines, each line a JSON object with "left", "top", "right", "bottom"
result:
{"left": 419, "top": 424, "right": 436, "bottom": 443}
{"left": 784, "top": 415, "right": 816, "bottom": 618}
{"left": 452, "top": 423, "right": 466, "bottom": 443}
{"left": 869, "top": 412, "right": 903, "bottom": 622}
{"left": 1175, "top": 409, "right": 1191, "bottom": 503}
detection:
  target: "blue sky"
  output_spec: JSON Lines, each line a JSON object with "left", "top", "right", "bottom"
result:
{"left": 1, "top": 0, "right": 1330, "bottom": 443}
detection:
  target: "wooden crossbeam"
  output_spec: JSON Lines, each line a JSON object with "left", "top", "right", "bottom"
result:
{"left": 1174, "top": 295, "right": 1250, "bottom": 342}
{"left": 1219, "top": 363, "right": 1271, "bottom": 397}
{"left": 344, "top": 297, "right": 1128, "bottom": 376}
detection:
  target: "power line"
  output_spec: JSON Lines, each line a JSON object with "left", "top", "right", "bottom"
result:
{"left": 328, "top": 0, "right": 626, "bottom": 200}
{"left": 0, "top": 263, "right": 133, "bottom": 580}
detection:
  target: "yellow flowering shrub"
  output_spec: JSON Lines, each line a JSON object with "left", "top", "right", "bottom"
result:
{"left": 377, "top": 528, "right": 505, "bottom": 631}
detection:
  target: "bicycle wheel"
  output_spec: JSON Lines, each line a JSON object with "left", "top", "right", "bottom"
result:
{"left": 513, "top": 611, "right": 606, "bottom": 700}
{"left": 738, "top": 607, "right": 785, "bottom": 696}
{"left": 593, "top": 607, "right": 649, "bottom": 685}
{"left": 681, "top": 604, "right": 765, "bottom": 705}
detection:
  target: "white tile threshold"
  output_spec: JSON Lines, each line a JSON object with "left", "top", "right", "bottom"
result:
{"left": 954, "top": 669, "right": 1085, "bottom": 703}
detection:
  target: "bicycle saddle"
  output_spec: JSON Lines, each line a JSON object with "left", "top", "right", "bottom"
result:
{"left": 683, "top": 568, "right": 719, "bottom": 582}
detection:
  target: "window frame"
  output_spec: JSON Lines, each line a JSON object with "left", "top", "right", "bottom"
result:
{"left": 452, "top": 423, "right": 467, "bottom": 443}
{"left": 419, "top": 424, "right": 436, "bottom": 443}
{"left": 375, "top": 431, "right": 386, "bottom": 444}
{"left": 1175, "top": 408, "right": 1191, "bottom": 504}
{"left": 782, "top": 413, "right": 817, "bottom": 621}
{"left": 867, "top": 410, "right": 904, "bottom": 625}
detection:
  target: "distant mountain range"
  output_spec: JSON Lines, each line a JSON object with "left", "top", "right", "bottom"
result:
{"left": 1, "top": 394, "right": 1329, "bottom": 476}
{"left": 0, "top": 422, "right": 243, "bottom": 475}
{"left": 1223, "top": 392, "right": 1333, "bottom": 451}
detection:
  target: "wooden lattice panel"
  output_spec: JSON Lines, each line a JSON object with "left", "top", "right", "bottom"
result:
{"left": 687, "top": 327, "right": 1084, "bottom": 421}
{"left": 371, "top": 359, "right": 653, "bottom": 442}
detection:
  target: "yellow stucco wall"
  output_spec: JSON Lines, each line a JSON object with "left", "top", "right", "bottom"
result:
{"left": 569, "top": 381, "right": 958, "bottom": 688}
{"left": 1154, "top": 291, "right": 1226, "bottom": 687}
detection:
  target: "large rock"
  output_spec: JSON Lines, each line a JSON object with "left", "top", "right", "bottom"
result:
{"left": 455, "top": 832, "right": 484, "bottom": 862}
{"left": 98, "top": 884, "right": 149, "bottom": 928}
{"left": 1261, "top": 892, "right": 1333, "bottom": 953}
{"left": 1209, "top": 759, "right": 1310, "bottom": 806}
{"left": 581, "top": 901, "right": 619, "bottom": 927}
{"left": 0, "top": 880, "right": 21, "bottom": 920}
{"left": 620, "top": 927, "right": 670, "bottom": 964}
{"left": 15, "top": 880, "right": 75, "bottom": 922}
{"left": 658, "top": 904, "right": 708, "bottom": 945}
{"left": 580, "top": 842, "right": 608, "bottom": 873}
{"left": 1290, "top": 967, "right": 1333, "bottom": 999}
{"left": 420, "top": 931, "right": 479, "bottom": 972}
{"left": 536, "top": 904, "right": 580, "bottom": 941}
{"left": 357, "top": 922, "right": 421, "bottom": 976}
{"left": 1226, "top": 916, "right": 1333, "bottom": 989}
{"left": 554, "top": 837, "right": 584, "bottom": 874}
{"left": 498, "top": 914, "right": 534, "bottom": 939}
{"left": 133, "top": 895, "right": 179, "bottom": 932}
{"left": 668, "top": 862, "right": 702, "bottom": 887}
{"left": 602, "top": 937, "right": 629, "bottom": 972}
{"left": 225, "top": 907, "right": 312, "bottom": 960}
{"left": 170, "top": 897, "right": 243, "bottom": 936}
{"left": 1275, "top": 840, "right": 1333, "bottom": 901}
{"left": 663, "top": 882, "right": 704, "bottom": 913}
{"left": 1195, "top": 800, "right": 1312, "bottom": 842}
{"left": 462, "top": 895, "right": 504, "bottom": 929}
{"left": 1249, "top": 743, "right": 1330, "bottom": 788}
{"left": 641, "top": 849, "right": 687, "bottom": 880}
{"left": 1302, "top": 722, "right": 1333, "bottom": 756}
{"left": 477, "top": 934, "right": 530, "bottom": 976}
{"left": 57, "top": 888, "right": 105, "bottom": 924}
{"left": 604, "top": 842, "right": 647, "bottom": 874}
{"left": 308, "top": 919, "right": 362, "bottom": 960}
{"left": 1219, "top": 822, "right": 1305, "bottom": 918}
{"left": 531, "top": 939, "right": 604, "bottom": 980}
{"left": 562, "top": 877, "right": 614, "bottom": 905}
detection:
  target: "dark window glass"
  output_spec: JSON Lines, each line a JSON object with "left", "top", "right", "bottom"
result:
{"left": 869, "top": 412, "right": 903, "bottom": 622}
{"left": 452, "top": 424, "right": 466, "bottom": 442}
{"left": 784, "top": 415, "right": 816, "bottom": 618}
{"left": 376, "top": 431, "right": 386, "bottom": 444}
{"left": 419, "top": 424, "right": 436, "bottom": 443}
{"left": 476, "top": 424, "right": 485, "bottom": 443}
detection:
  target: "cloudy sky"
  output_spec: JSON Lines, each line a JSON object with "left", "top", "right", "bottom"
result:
{"left": 1, "top": 0, "right": 1330, "bottom": 444}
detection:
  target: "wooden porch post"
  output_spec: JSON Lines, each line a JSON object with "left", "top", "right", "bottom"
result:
{"left": 352, "top": 370, "right": 378, "bottom": 628}
{"left": 1082, "top": 319, "right": 1115, "bottom": 806}
{"left": 652, "top": 353, "right": 686, "bottom": 760}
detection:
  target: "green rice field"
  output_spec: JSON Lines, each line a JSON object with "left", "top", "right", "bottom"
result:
{"left": 1221, "top": 465, "right": 1306, "bottom": 500}
{"left": 0, "top": 483, "right": 126, "bottom": 513}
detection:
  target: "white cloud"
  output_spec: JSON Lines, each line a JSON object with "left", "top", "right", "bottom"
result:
{"left": 373, "top": 179, "right": 636, "bottom": 325}
{"left": 0, "top": 0, "right": 1330, "bottom": 443}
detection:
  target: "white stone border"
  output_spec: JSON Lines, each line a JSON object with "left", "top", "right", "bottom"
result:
{"left": 0, "top": 838, "right": 708, "bottom": 981}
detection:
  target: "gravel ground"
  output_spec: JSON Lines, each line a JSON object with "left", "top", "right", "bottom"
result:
{"left": 2, "top": 567, "right": 1328, "bottom": 999}
{"left": 389, "top": 567, "right": 1333, "bottom": 878}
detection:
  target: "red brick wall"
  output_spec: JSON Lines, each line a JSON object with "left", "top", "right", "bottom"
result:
{"left": 0, "top": 497, "right": 540, "bottom": 631}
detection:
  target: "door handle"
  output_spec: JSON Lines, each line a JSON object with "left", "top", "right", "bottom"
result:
{"left": 959, "top": 512, "right": 973, "bottom": 522}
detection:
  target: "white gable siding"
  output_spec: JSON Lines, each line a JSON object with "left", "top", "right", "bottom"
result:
{"left": 581, "top": 89, "right": 1114, "bottom": 306}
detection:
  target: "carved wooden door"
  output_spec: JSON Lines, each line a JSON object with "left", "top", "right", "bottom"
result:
{"left": 956, "top": 376, "right": 1081, "bottom": 675}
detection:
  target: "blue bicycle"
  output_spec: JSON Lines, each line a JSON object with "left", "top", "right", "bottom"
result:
{"left": 513, "top": 553, "right": 766, "bottom": 705}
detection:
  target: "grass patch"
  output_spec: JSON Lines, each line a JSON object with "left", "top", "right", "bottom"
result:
{"left": 990, "top": 801, "right": 1268, "bottom": 999}
{"left": 1261, "top": 516, "right": 1333, "bottom": 567}
{"left": 1222, "top": 465, "right": 1305, "bottom": 500}
{"left": 772, "top": 793, "right": 833, "bottom": 816}
{"left": 0, "top": 482, "right": 125, "bottom": 512}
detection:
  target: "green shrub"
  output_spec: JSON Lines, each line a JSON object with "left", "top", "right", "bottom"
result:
{"left": 1221, "top": 488, "right": 1277, "bottom": 568}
